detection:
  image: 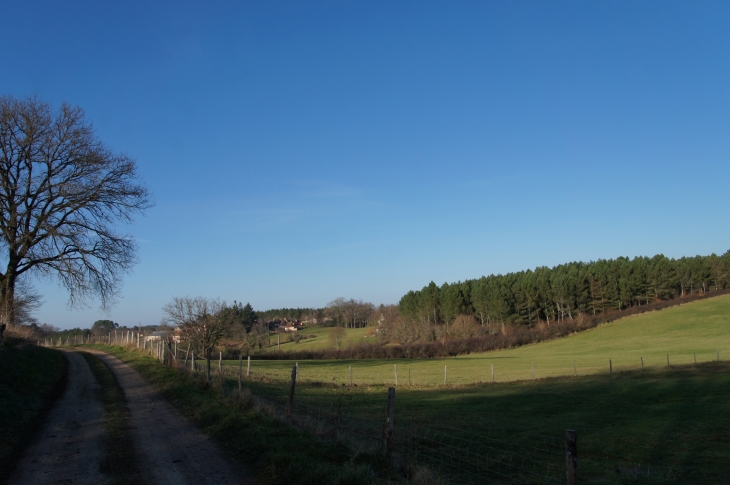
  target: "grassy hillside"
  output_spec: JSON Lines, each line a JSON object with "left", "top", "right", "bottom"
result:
{"left": 232, "top": 294, "right": 730, "bottom": 385}
{"left": 230, "top": 295, "right": 730, "bottom": 482}
{"left": 89, "top": 296, "right": 730, "bottom": 482}
{"left": 260, "top": 326, "right": 375, "bottom": 353}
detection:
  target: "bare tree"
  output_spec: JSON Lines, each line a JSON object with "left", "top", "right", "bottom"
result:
{"left": 245, "top": 322, "right": 270, "bottom": 352}
{"left": 0, "top": 96, "right": 151, "bottom": 342}
{"left": 451, "top": 314, "right": 478, "bottom": 339}
{"left": 162, "top": 296, "right": 230, "bottom": 382}
{"left": 329, "top": 325, "right": 346, "bottom": 349}
{"left": 325, "top": 297, "right": 347, "bottom": 326}
{"left": 327, "top": 297, "right": 374, "bottom": 328}
{"left": 13, "top": 278, "right": 43, "bottom": 326}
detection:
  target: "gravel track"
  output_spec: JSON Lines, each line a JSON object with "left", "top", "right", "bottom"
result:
{"left": 87, "top": 349, "right": 257, "bottom": 485}
{"left": 9, "top": 350, "right": 109, "bottom": 485}
{"left": 9, "top": 349, "right": 257, "bottom": 485}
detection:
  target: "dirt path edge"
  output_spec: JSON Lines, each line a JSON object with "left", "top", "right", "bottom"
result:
{"left": 87, "top": 349, "right": 258, "bottom": 485}
{"left": 0, "top": 347, "right": 68, "bottom": 485}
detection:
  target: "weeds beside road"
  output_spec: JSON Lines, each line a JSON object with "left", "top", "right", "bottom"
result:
{"left": 89, "top": 344, "right": 404, "bottom": 485}
{"left": 0, "top": 340, "right": 67, "bottom": 484}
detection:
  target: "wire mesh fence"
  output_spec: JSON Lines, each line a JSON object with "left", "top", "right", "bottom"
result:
{"left": 73, "top": 341, "right": 730, "bottom": 484}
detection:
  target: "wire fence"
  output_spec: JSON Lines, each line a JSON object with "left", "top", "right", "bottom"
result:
{"left": 55, "top": 339, "right": 730, "bottom": 484}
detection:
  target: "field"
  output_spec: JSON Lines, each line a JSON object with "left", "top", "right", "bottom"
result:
{"left": 229, "top": 294, "right": 730, "bottom": 386}
{"left": 209, "top": 295, "right": 730, "bottom": 482}
{"left": 86, "top": 295, "right": 730, "bottom": 483}
{"left": 260, "top": 325, "right": 375, "bottom": 353}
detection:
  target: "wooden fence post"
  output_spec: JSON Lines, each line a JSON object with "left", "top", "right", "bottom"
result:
{"left": 191, "top": 352, "right": 195, "bottom": 371}
{"left": 383, "top": 387, "right": 396, "bottom": 458}
{"left": 566, "top": 429, "right": 577, "bottom": 485}
{"left": 183, "top": 343, "right": 191, "bottom": 367}
{"left": 277, "top": 334, "right": 280, "bottom": 351}
{"left": 286, "top": 365, "right": 297, "bottom": 416}
{"left": 532, "top": 362, "right": 535, "bottom": 380}
{"left": 238, "top": 355, "right": 242, "bottom": 392}
{"left": 609, "top": 359, "right": 612, "bottom": 374}
{"left": 219, "top": 351, "right": 222, "bottom": 374}
{"left": 296, "top": 362, "right": 299, "bottom": 382}
{"left": 394, "top": 364, "right": 398, "bottom": 387}
{"left": 247, "top": 355, "right": 251, "bottom": 377}
{"left": 444, "top": 365, "right": 448, "bottom": 385}
{"left": 491, "top": 364, "right": 494, "bottom": 383}
{"left": 694, "top": 353, "right": 697, "bottom": 364}
{"left": 641, "top": 356, "right": 644, "bottom": 369}
{"left": 573, "top": 360, "right": 577, "bottom": 377}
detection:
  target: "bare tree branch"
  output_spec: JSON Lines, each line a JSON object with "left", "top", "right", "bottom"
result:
{"left": 0, "top": 96, "right": 151, "bottom": 331}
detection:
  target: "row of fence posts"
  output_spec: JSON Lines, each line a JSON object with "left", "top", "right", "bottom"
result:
{"left": 383, "top": 352, "right": 726, "bottom": 385}
{"left": 78, "top": 339, "right": 584, "bottom": 484}
{"left": 174, "top": 350, "right": 726, "bottom": 387}
{"left": 41, "top": 333, "right": 724, "bottom": 386}
{"left": 281, "top": 368, "right": 581, "bottom": 485}
{"left": 608, "top": 351, "right": 722, "bottom": 374}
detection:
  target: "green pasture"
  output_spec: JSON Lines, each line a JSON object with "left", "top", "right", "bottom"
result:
{"left": 260, "top": 325, "right": 375, "bottom": 353}
{"left": 225, "top": 296, "right": 730, "bottom": 482}
{"left": 241, "top": 360, "right": 730, "bottom": 482}
{"left": 228, "top": 295, "right": 730, "bottom": 386}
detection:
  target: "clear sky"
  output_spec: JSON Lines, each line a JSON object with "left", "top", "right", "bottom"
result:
{"left": 2, "top": 1, "right": 729, "bottom": 329}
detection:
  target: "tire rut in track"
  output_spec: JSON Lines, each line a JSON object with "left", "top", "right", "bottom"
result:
{"left": 87, "top": 350, "right": 257, "bottom": 485}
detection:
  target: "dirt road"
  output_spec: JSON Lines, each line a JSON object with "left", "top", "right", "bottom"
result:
{"left": 9, "top": 349, "right": 256, "bottom": 485}
{"left": 9, "top": 350, "right": 110, "bottom": 485}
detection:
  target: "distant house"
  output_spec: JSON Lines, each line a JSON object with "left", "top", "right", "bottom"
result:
{"left": 266, "top": 318, "right": 304, "bottom": 332}
{"left": 145, "top": 331, "right": 170, "bottom": 342}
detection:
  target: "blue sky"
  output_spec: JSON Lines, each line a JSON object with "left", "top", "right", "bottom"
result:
{"left": 2, "top": 1, "right": 729, "bottom": 329}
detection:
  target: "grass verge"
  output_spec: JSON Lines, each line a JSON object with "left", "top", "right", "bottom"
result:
{"left": 80, "top": 352, "right": 143, "bottom": 485}
{"left": 0, "top": 340, "right": 67, "bottom": 484}
{"left": 84, "top": 344, "right": 405, "bottom": 485}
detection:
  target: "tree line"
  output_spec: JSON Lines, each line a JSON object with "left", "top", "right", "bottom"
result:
{"left": 399, "top": 252, "right": 730, "bottom": 333}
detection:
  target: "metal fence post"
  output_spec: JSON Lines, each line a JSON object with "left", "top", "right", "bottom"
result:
{"left": 383, "top": 387, "right": 396, "bottom": 458}
{"left": 566, "top": 429, "right": 577, "bottom": 485}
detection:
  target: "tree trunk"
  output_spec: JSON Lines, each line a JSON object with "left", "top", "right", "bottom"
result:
{"left": 0, "top": 269, "right": 17, "bottom": 329}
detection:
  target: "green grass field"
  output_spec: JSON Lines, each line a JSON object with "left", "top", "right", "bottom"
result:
{"left": 227, "top": 295, "right": 730, "bottom": 482}
{"left": 231, "top": 295, "right": 730, "bottom": 386}
{"left": 260, "top": 326, "right": 375, "bottom": 353}
{"left": 87, "top": 295, "right": 730, "bottom": 483}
